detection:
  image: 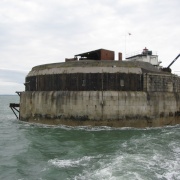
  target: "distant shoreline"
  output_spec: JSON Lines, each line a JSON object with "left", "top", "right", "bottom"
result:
{"left": 0, "top": 94, "right": 18, "bottom": 96}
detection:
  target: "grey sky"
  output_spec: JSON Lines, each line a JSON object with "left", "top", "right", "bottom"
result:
{"left": 0, "top": 0, "right": 179, "bottom": 94}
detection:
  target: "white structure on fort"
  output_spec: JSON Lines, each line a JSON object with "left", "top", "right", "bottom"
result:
{"left": 126, "top": 47, "right": 162, "bottom": 67}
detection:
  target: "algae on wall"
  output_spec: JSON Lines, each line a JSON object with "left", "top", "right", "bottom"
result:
{"left": 20, "top": 91, "right": 180, "bottom": 127}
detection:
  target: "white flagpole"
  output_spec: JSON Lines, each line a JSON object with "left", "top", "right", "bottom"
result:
{"left": 125, "top": 33, "right": 131, "bottom": 59}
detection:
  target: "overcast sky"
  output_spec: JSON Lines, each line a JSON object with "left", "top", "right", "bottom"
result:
{"left": 0, "top": 0, "right": 179, "bottom": 94}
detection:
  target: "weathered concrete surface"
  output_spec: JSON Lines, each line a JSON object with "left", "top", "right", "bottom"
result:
{"left": 19, "top": 91, "right": 180, "bottom": 127}
{"left": 27, "top": 66, "right": 142, "bottom": 76}
{"left": 29, "top": 60, "right": 162, "bottom": 73}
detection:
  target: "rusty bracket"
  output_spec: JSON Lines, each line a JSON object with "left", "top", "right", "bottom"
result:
{"left": 9, "top": 103, "right": 20, "bottom": 119}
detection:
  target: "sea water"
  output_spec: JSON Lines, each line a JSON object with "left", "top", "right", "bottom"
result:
{"left": 0, "top": 95, "right": 180, "bottom": 180}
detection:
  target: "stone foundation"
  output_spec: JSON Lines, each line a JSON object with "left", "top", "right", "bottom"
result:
{"left": 19, "top": 91, "right": 180, "bottom": 127}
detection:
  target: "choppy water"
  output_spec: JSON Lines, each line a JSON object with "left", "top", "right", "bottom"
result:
{"left": 0, "top": 95, "right": 180, "bottom": 180}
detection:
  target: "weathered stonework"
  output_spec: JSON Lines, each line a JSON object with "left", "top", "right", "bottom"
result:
{"left": 19, "top": 60, "right": 180, "bottom": 127}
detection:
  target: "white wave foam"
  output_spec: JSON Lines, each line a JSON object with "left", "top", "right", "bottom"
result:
{"left": 73, "top": 145, "right": 180, "bottom": 180}
{"left": 17, "top": 121, "right": 180, "bottom": 133}
{"left": 49, "top": 159, "right": 80, "bottom": 168}
{"left": 48, "top": 156, "right": 94, "bottom": 168}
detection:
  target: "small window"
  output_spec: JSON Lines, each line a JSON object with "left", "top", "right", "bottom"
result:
{"left": 82, "top": 79, "right": 86, "bottom": 86}
{"left": 120, "top": 79, "right": 124, "bottom": 87}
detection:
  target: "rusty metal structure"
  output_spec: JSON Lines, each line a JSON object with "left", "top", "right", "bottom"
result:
{"left": 9, "top": 92, "right": 21, "bottom": 119}
{"left": 75, "top": 49, "right": 115, "bottom": 60}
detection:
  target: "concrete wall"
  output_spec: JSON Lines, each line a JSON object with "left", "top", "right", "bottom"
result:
{"left": 20, "top": 91, "right": 180, "bottom": 127}
{"left": 143, "top": 73, "right": 180, "bottom": 92}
